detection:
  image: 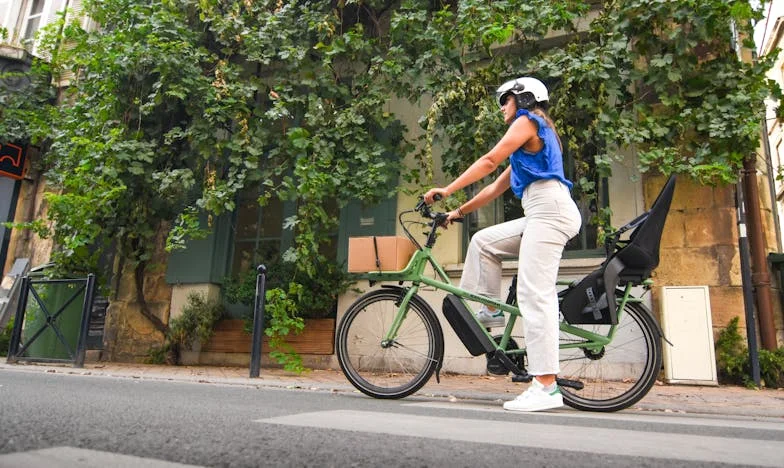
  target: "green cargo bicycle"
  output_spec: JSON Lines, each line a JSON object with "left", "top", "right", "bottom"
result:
{"left": 336, "top": 176, "right": 676, "bottom": 412}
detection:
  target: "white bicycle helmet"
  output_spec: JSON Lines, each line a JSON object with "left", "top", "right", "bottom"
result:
{"left": 495, "top": 77, "right": 548, "bottom": 109}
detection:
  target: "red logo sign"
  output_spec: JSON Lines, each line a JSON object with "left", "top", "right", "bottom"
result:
{"left": 0, "top": 143, "right": 26, "bottom": 180}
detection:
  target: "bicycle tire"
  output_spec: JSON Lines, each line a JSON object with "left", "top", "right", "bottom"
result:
{"left": 336, "top": 288, "right": 444, "bottom": 399}
{"left": 558, "top": 300, "right": 662, "bottom": 412}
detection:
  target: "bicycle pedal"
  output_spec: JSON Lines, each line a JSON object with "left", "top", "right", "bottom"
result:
{"left": 556, "top": 378, "right": 584, "bottom": 390}
{"left": 511, "top": 373, "right": 533, "bottom": 383}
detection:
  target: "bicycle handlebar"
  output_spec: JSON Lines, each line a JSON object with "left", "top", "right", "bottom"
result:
{"left": 414, "top": 193, "right": 441, "bottom": 213}
{"left": 406, "top": 195, "right": 464, "bottom": 250}
{"left": 415, "top": 194, "right": 462, "bottom": 224}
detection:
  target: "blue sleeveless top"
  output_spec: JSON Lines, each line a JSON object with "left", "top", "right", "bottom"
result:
{"left": 509, "top": 109, "right": 573, "bottom": 198}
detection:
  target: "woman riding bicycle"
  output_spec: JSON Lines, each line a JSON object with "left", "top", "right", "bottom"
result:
{"left": 423, "top": 76, "right": 582, "bottom": 412}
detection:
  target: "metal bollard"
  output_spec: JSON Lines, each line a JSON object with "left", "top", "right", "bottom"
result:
{"left": 249, "top": 264, "right": 267, "bottom": 378}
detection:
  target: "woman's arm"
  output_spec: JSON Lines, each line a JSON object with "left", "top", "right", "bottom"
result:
{"left": 461, "top": 166, "right": 511, "bottom": 214}
{"left": 444, "top": 167, "right": 512, "bottom": 224}
{"left": 424, "top": 116, "right": 537, "bottom": 204}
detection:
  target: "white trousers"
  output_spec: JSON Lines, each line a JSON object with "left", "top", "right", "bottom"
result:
{"left": 460, "top": 179, "right": 582, "bottom": 375}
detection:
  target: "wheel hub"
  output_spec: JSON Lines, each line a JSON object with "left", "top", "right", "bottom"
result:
{"left": 583, "top": 347, "right": 605, "bottom": 360}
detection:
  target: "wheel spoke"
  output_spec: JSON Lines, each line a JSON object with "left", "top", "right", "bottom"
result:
{"left": 558, "top": 301, "right": 661, "bottom": 411}
{"left": 336, "top": 290, "right": 443, "bottom": 399}
{"left": 390, "top": 340, "right": 439, "bottom": 364}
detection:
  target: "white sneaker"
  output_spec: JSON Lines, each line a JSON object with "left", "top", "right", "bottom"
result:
{"left": 503, "top": 378, "right": 564, "bottom": 412}
{"left": 476, "top": 306, "right": 504, "bottom": 328}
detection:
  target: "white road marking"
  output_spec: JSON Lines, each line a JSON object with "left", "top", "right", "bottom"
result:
{"left": 403, "top": 401, "right": 784, "bottom": 431}
{"left": 0, "top": 447, "right": 203, "bottom": 468}
{"left": 258, "top": 409, "right": 784, "bottom": 466}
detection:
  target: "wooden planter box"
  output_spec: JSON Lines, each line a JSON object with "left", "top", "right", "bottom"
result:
{"left": 202, "top": 318, "right": 335, "bottom": 355}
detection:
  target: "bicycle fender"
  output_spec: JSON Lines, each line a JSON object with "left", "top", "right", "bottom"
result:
{"left": 380, "top": 284, "right": 406, "bottom": 292}
{"left": 636, "top": 300, "right": 672, "bottom": 347}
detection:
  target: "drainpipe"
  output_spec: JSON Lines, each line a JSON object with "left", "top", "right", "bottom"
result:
{"left": 736, "top": 182, "right": 762, "bottom": 385}
{"left": 742, "top": 159, "right": 779, "bottom": 351}
{"left": 732, "top": 19, "right": 779, "bottom": 351}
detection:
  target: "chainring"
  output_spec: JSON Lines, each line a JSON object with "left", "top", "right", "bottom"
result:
{"left": 486, "top": 335, "right": 526, "bottom": 375}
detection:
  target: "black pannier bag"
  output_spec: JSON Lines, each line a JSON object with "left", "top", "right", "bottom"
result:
{"left": 560, "top": 175, "right": 676, "bottom": 325}
{"left": 559, "top": 268, "right": 611, "bottom": 325}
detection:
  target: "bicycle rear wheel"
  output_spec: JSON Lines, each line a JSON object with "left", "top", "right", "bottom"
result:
{"left": 336, "top": 288, "right": 444, "bottom": 399}
{"left": 558, "top": 300, "right": 662, "bottom": 412}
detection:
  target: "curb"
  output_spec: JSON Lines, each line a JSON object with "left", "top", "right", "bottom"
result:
{"left": 3, "top": 362, "right": 783, "bottom": 419}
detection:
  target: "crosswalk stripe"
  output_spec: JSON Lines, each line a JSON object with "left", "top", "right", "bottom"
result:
{"left": 403, "top": 401, "right": 784, "bottom": 431}
{"left": 258, "top": 410, "right": 783, "bottom": 466}
{"left": 0, "top": 447, "right": 202, "bottom": 468}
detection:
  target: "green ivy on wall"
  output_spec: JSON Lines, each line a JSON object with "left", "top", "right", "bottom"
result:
{"left": 0, "top": 1, "right": 779, "bottom": 307}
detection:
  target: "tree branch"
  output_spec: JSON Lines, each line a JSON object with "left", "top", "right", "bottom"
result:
{"left": 134, "top": 260, "right": 167, "bottom": 334}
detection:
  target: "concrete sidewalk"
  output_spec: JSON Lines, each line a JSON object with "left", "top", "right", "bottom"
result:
{"left": 2, "top": 361, "right": 783, "bottom": 419}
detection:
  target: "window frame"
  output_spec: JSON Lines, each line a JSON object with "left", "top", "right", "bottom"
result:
{"left": 22, "top": 0, "right": 46, "bottom": 44}
{"left": 228, "top": 187, "right": 296, "bottom": 278}
{"left": 17, "top": 0, "right": 61, "bottom": 56}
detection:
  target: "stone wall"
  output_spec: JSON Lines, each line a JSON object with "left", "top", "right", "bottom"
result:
{"left": 102, "top": 225, "right": 172, "bottom": 362}
{"left": 3, "top": 149, "right": 55, "bottom": 275}
{"left": 646, "top": 174, "right": 784, "bottom": 343}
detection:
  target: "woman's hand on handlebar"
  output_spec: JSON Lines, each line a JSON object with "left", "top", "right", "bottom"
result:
{"left": 443, "top": 209, "right": 462, "bottom": 228}
{"left": 435, "top": 209, "right": 463, "bottom": 229}
{"left": 423, "top": 187, "right": 449, "bottom": 205}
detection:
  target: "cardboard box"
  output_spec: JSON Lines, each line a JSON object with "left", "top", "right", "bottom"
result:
{"left": 347, "top": 236, "right": 417, "bottom": 272}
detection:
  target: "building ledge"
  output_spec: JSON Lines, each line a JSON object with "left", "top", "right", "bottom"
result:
{"left": 0, "top": 43, "right": 32, "bottom": 63}
{"left": 443, "top": 256, "right": 604, "bottom": 279}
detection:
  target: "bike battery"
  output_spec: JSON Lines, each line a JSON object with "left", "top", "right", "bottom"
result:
{"left": 442, "top": 294, "right": 496, "bottom": 356}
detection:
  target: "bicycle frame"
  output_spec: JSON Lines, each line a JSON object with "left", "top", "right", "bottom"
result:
{"left": 338, "top": 194, "right": 670, "bottom": 409}
{"left": 357, "top": 243, "right": 646, "bottom": 361}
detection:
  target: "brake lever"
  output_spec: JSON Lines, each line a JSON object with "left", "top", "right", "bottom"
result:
{"left": 434, "top": 212, "right": 464, "bottom": 227}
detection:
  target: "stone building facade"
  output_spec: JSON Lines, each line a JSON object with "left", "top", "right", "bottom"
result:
{"left": 2, "top": 1, "right": 782, "bottom": 370}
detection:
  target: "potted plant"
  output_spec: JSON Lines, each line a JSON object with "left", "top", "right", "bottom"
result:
{"left": 219, "top": 257, "right": 353, "bottom": 370}
{"left": 148, "top": 292, "right": 225, "bottom": 365}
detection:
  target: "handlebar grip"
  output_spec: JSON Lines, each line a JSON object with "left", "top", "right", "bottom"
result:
{"left": 416, "top": 193, "right": 442, "bottom": 212}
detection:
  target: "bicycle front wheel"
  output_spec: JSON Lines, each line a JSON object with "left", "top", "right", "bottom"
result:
{"left": 336, "top": 288, "right": 444, "bottom": 399}
{"left": 558, "top": 300, "right": 662, "bottom": 412}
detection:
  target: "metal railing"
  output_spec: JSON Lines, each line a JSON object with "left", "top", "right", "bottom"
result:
{"left": 6, "top": 274, "right": 96, "bottom": 368}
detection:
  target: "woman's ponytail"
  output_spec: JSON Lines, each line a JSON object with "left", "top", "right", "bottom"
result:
{"left": 531, "top": 107, "right": 563, "bottom": 152}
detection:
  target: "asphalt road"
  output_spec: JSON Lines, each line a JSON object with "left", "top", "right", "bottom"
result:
{"left": 1, "top": 369, "right": 782, "bottom": 467}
